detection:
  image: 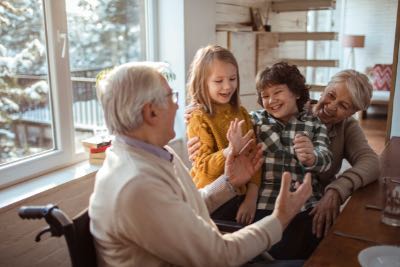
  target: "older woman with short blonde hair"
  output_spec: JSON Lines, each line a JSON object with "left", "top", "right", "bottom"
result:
{"left": 310, "top": 69, "right": 378, "bottom": 239}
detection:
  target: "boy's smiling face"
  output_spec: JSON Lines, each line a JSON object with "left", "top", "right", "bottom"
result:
{"left": 260, "top": 84, "right": 299, "bottom": 123}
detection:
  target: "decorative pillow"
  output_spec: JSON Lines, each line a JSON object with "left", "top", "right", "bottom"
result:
{"left": 372, "top": 64, "right": 392, "bottom": 91}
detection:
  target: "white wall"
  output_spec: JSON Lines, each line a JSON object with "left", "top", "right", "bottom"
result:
{"left": 341, "top": 0, "right": 397, "bottom": 72}
{"left": 156, "top": 0, "right": 215, "bottom": 165}
{"left": 184, "top": 0, "right": 216, "bottom": 72}
{"left": 340, "top": 0, "right": 399, "bottom": 138}
{"left": 390, "top": 42, "right": 400, "bottom": 137}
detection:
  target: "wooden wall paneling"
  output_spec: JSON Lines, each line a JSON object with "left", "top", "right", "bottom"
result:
{"left": 269, "top": 11, "right": 307, "bottom": 32}
{"left": 279, "top": 42, "right": 306, "bottom": 58}
{"left": 217, "top": 0, "right": 268, "bottom": 8}
{"left": 282, "top": 59, "right": 339, "bottom": 67}
{"left": 240, "top": 94, "right": 260, "bottom": 112}
{"left": 216, "top": 31, "right": 229, "bottom": 48}
{"left": 309, "top": 84, "right": 326, "bottom": 92}
{"left": 271, "top": 0, "right": 336, "bottom": 13}
{"left": 278, "top": 32, "right": 338, "bottom": 41}
{"left": 216, "top": 3, "right": 252, "bottom": 24}
{"left": 229, "top": 32, "right": 257, "bottom": 95}
{"left": 257, "top": 32, "right": 280, "bottom": 71}
{"left": 0, "top": 175, "right": 95, "bottom": 267}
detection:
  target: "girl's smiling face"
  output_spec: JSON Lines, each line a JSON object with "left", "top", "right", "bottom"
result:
{"left": 207, "top": 59, "right": 238, "bottom": 104}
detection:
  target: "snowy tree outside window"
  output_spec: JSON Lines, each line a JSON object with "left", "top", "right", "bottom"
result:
{"left": 0, "top": 0, "right": 144, "bottom": 165}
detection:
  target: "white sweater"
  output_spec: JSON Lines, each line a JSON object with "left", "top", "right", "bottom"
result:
{"left": 89, "top": 139, "right": 282, "bottom": 267}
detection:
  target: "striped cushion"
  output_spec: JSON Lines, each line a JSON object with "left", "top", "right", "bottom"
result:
{"left": 372, "top": 64, "right": 392, "bottom": 91}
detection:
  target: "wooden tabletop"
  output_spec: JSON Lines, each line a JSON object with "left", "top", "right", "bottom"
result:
{"left": 304, "top": 137, "right": 400, "bottom": 267}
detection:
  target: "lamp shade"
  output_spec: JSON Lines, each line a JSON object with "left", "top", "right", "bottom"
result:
{"left": 342, "top": 35, "right": 365, "bottom": 48}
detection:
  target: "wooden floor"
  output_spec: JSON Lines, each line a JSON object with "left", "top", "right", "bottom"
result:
{"left": 359, "top": 113, "right": 387, "bottom": 155}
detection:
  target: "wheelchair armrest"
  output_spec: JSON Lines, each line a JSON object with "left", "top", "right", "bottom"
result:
{"left": 213, "top": 219, "right": 243, "bottom": 233}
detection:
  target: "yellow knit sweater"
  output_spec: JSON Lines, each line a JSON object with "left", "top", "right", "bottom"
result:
{"left": 187, "top": 103, "right": 261, "bottom": 191}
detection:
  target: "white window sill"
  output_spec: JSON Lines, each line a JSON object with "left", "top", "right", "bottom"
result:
{"left": 0, "top": 137, "right": 187, "bottom": 211}
{"left": 0, "top": 161, "right": 99, "bottom": 211}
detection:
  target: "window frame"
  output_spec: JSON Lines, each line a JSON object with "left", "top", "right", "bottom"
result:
{"left": 0, "top": 0, "right": 151, "bottom": 189}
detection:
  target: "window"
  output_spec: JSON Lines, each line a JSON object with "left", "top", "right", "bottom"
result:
{"left": 65, "top": 0, "right": 146, "bottom": 152}
{"left": 0, "top": 0, "right": 53, "bottom": 165}
{"left": 0, "top": 0, "right": 148, "bottom": 188}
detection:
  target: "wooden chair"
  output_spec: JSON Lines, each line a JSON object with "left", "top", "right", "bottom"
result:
{"left": 18, "top": 204, "right": 97, "bottom": 267}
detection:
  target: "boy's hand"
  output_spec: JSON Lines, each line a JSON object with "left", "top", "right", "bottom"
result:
{"left": 293, "top": 133, "right": 316, "bottom": 167}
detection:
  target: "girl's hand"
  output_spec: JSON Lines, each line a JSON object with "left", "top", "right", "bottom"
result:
{"left": 227, "top": 118, "right": 254, "bottom": 155}
{"left": 224, "top": 140, "right": 263, "bottom": 188}
{"left": 236, "top": 183, "right": 258, "bottom": 225}
{"left": 236, "top": 197, "right": 257, "bottom": 225}
{"left": 293, "top": 133, "right": 316, "bottom": 167}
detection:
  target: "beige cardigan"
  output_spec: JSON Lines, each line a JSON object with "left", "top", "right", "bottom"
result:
{"left": 89, "top": 140, "right": 282, "bottom": 267}
{"left": 320, "top": 117, "right": 380, "bottom": 203}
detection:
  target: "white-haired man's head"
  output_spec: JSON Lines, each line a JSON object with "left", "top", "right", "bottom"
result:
{"left": 97, "top": 62, "right": 174, "bottom": 135}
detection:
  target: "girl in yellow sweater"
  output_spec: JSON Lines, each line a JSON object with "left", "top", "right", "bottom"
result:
{"left": 186, "top": 45, "right": 260, "bottom": 225}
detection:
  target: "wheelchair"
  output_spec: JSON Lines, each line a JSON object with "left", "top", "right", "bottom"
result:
{"left": 18, "top": 204, "right": 244, "bottom": 267}
{"left": 18, "top": 204, "right": 97, "bottom": 267}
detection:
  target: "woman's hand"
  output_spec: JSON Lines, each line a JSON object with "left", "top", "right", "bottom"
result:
{"left": 293, "top": 133, "right": 316, "bottom": 167}
{"left": 309, "top": 189, "right": 341, "bottom": 238}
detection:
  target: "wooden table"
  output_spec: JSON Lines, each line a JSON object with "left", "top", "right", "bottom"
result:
{"left": 304, "top": 137, "right": 400, "bottom": 267}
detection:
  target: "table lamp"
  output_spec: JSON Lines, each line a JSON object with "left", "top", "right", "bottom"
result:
{"left": 342, "top": 35, "right": 365, "bottom": 69}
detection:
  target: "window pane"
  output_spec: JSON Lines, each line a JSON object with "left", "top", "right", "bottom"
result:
{"left": 66, "top": 0, "right": 145, "bottom": 151}
{"left": 0, "top": 1, "right": 54, "bottom": 165}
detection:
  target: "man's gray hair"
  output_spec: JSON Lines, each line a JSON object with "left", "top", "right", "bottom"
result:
{"left": 327, "top": 69, "right": 373, "bottom": 111}
{"left": 97, "top": 62, "right": 171, "bottom": 135}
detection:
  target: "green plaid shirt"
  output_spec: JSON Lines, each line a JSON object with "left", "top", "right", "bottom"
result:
{"left": 250, "top": 110, "right": 332, "bottom": 211}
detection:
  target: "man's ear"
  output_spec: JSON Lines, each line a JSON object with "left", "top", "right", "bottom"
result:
{"left": 142, "top": 102, "right": 159, "bottom": 125}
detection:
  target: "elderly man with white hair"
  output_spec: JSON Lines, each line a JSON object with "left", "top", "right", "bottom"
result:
{"left": 89, "top": 62, "right": 312, "bottom": 267}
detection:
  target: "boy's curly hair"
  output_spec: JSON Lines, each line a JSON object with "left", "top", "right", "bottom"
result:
{"left": 256, "top": 62, "right": 310, "bottom": 111}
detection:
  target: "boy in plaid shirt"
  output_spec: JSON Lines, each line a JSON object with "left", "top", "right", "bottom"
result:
{"left": 250, "top": 62, "right": 332, "bottom": 259}
{"left": 186, "top": 62, "right": 333, "bottom": 259}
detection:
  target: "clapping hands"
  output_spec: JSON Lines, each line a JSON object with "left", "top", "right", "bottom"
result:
{"left": 226, "top": 118, "right": 255, "bottom": 156}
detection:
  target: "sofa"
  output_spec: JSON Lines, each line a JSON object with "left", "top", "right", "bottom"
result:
{"left": 362, "top": 64, "right": 392, "bottom": 118}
